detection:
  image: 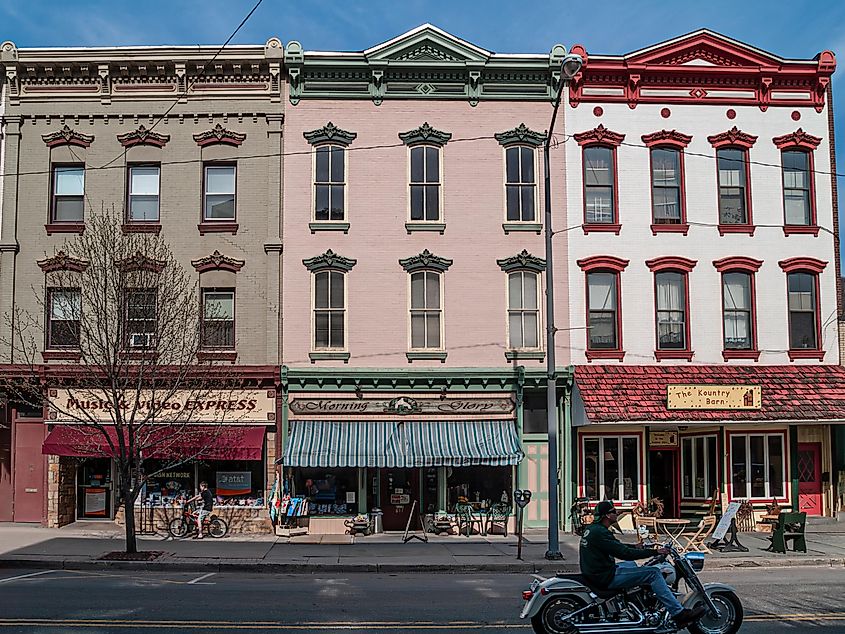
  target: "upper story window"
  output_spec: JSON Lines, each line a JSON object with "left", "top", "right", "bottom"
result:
{"left": 583, "top": 146, "right": 615, "bottom": 225}
{"left": 651, "top": 148, "right": 682, "bottom": 225}
{"left": 204, "top": 164, "right": 236, "bottom": 221}
{"left": 201, "top": 289, "right": 235, "bottom": 349}
{"left": 410, "top": 145, "right": 441, "bottom": 222}
{"left": 507, "top": 271, "right": 540, "bottom": 349}
{"left": 787, "top": 272, "right": 819, "bottom": 351}
{"left": 722, "top": 272, "right": 753, "bottom": 351}
{"left": 505, "top": 146, "right": 536, "bottom": 222}
{"left": 313, "top": 270, "right": 345, "bottom": 350}
{"left": 51, "top": 165, "right": 85, "bottom": 223}
{"left": 128, "top": 165, "right": 160, "bottom": 222}
{"left": 655, "top": 271, "right": 687, "bottom": 351}
{"left": 587, "top": 272, "right": 619, "bottom": 351}
{"left": 410, "top": 271, "right": 442, "bottom": 350}
{"left": 47, "top": 288, "right": 81, "bottom": 349}
{"left": 717, "top": 148, "right": 749, "bottom": 225}
{"left": 773, "top": 129, "right": 822, "bottom": 234}
{"left": 314, "top": 145, "right": 345, "bottom": 221}
{"left": 125, "top": 289, "right": 157, "bottom": 348}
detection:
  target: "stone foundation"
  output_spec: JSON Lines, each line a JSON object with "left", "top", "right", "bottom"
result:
{"left": 46, "top": 455, "right": 76, "bottom": 528}
{"left": 115, "top": 504, "right": 272, "bottom": 534}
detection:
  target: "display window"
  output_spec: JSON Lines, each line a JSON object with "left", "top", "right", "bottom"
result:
{"left": 294, "top": 468, "right": 358, "bottom": 516}
{"left": 76, "top": 458, "right": 113, "bottom": 519}
{"left": 140, "top": 459, "right": 266, "bottom": 507}
{"left": 446, "top": 466, "right": 512, "bottom": 511}
{"left": 142, "top": 460, "right": 194, "bottom": 506}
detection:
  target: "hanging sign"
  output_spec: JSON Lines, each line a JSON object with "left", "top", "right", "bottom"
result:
{"left": 649, "top": 431, "right": 679, "bottom": 447}
{"left": 667, "top": 385, "right": 761, "bottom": 410}
{"left": 216, "top": 472, "right": 252, "bottom": 496}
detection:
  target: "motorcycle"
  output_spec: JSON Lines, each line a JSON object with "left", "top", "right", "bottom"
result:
{"left": 520, "top": 545, "right": 742, "bottom": 634}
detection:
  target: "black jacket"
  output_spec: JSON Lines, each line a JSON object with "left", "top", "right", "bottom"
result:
{"left": 579, "top": 522, "right": 657, "bottom": 587}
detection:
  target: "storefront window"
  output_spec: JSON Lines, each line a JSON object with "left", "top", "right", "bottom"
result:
{"left": 522, "top": 391, "right": 547, "bottom": 434}
{"left": 730, "top": 433, "right": 785, "bottom": 499}
{"left": 581, "top": 435, "right": 640, "bottom": 502}
{"left": 143, "top": 460, "right": 194, "bottom": 506}
{"left": 77, "top": 458, "right": 113, "bottom": 518}
{"left": 682, "top": 436, "right": 717, "bottom": 499}
{"left": 294, "top": 468, "right": 358, "bottom": 516}
{"left": 447, "top": 466, "right": 512, "bottom": 510}
{"left": 198, "top": 460, "right": 264, "bottom": 506}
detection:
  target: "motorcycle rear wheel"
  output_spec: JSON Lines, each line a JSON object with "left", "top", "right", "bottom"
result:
{"left": 208, "top": 517, "right": 228, "bottom": 538}
{"left": 688, "top": 590, "right": 743, "bottom": 634}
{"left": 531, "top": 596, "right": 586, "bottom": 634}
{"left": 168, "top": 518, "right": 189, "bottom": 539}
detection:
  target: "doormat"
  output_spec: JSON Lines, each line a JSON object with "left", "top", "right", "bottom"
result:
{"left": 98, "top": 550, "right": 165, "bottom": 561}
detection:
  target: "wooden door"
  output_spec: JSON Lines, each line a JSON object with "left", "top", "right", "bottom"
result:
{"left": 522, "top": 442, "right": 549, "bottom": 528}
{"left": 797, "top": 442, "right": 822, "bottom": 516}
{"left": 13, "top": 421, "right": 47, "bottom": 523}
{"left": 380, "top": 468, "right": 419, "bottom": 531}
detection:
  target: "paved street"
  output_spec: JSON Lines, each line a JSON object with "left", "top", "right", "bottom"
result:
{"left": 0, "top": 566, "right": 843, "bottom": 632}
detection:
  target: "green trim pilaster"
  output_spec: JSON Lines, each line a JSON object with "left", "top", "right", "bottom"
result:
{"left": 645, "top": 425, "right": 652, "bottom": 502}
{"left": 515, "top": 367, "right": 525, "bottom": 494}
{"left": 438, "top": 466, "right": 447, "bottom": 511}
{"left": 357, "top": 467, "right": 366, "bottom": 514}
{"left": 563, "top": 388, "right": 573, "bottom": 531}
{"left": 790, "top": 425, "right": 799, "bottom": 511}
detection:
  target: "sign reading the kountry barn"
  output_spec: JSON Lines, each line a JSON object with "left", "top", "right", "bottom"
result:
{"left": 667, "top": 385, "right": 761, "bottom": 410}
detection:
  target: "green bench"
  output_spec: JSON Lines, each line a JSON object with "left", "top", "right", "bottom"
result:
{"left": 768, "top": 511, "right": 807, "bottom": 554}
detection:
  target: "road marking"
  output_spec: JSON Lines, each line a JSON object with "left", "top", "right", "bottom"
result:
{"left": 0, "top": 619, "right": 526, "bottom": 630}
{"left": 0, "top": 570, "right": 57, "bottom": 585}
{"left": 187, "top": 572, "right": 216, "bottom": 585}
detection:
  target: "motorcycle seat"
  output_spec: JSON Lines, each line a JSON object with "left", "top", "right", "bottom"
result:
{"left": 554, "top": 573, "right": 639, "bottom": 600}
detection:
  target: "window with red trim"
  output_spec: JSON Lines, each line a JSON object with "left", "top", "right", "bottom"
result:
{"left": 787, "top": 271, "right": 820, "bottom": 351}
{"left": 583, "top": 146, "right": 616, "bottom": 225}
{"left": 729, "top": 432, "right": 786, "bottom": 501}
{"left": 46, "top": 288, "right": 81, "bottom": 349}
{"left": 722, "top": 272, "right": 754, "bottom": 351}
{"left": 587, "top": 271, "right": 620, "bottom": 351}
{"left": 651, "top": 148, "right": 683, "bottom": 225}
{"left": 781, "top": 150, "right": 814, "bottom": 226}
{"left": 717, "top": 148, "right": 751, "bottom": 225}
{"left": 655, "top": 271, "right": 688, "bottom": 351}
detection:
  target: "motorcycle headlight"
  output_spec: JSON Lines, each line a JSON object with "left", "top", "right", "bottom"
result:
{"left": 685, "top": 552, "right": 705, "bottom": 572}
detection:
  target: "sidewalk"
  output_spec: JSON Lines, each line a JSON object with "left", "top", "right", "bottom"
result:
{"left": 1, "top": 522, "right": 844, "bottom": 574}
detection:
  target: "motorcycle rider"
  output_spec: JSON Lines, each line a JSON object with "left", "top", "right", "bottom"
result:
{"left": 580, "top": 501, "right": 706, "bottom": 628}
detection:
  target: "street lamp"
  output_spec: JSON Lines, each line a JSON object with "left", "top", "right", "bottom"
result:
{"left": 543, "top": 50, "right": 583, "bottom": 560}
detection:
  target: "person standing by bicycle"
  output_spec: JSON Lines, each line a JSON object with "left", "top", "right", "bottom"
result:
{"left": 186, "top": 481, "right": 214, "bottom": 539}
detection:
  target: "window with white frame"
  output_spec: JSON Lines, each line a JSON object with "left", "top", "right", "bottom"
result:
{"left": 787, "top": 272, "right": 819, "bottom": 350}
{"left": 51, "top": 165, "right": 85, "bottom": 222}
{"left": 505, "top": 146, "right": 536, "bottom": 222}
{"left": 204, "top": 164, "right": 236, "bottom": 221}
{"left": 127, "top": 165, "right": 160, "bottom": 222}
{"left": 723, "top": 272, "right": 753, "bottom": 350}
{"left": 314, "top": 270, "right": 345, "bottom": 349}
{"left": 125, "top": 289, "right": 157, "bottom": 348}
{"left": 681, "top": 436, "right": 718, "bottom": 499}
{"left": 655, "top": 271, "right": 687, "bottom": 350}
{"left": 201, "top": 289, "right": 235, "bottom": 349}
{"left": 782, "top": 150, "right": 812, "bottom": 225}
{"left": 583, "top": 146, "right": 615, "bottom": 224}
{"left": 410, "top": 146, "right": 440, "bottom": 221}
{"left": 651, "top": 148, "right": 682, "bottom": 224}
{"left": 717, "top": 148, "right": 748, "bottom": 225}
{"left": 507, "top": 271, "right": 539, "bottom": 349}
{"left": 582, "top": 435, "right": 640, "bottom": 502}
{"left": 47, "top": 288, "right": 81, "bottom": 349}
{"left": 730, "top": 433, "right": 785, "bottom": 499}
{"left": 587, "top": 272, "right": 619, "bottom": 350}
{"left": 410, "top": 271, "right": 441, "bottom": 349}
{"left": 314, "top": 145, "right": 345, "bottom": 221}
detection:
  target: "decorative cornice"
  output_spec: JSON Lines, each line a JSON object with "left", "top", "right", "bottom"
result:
{"left": 302, "top": 249, "right": 357, "bottom": 272}
{"left": 707, "top": 126, "right": 758, "bottom": 149}
{"left": 641, "top": 130, "right": 693, "bottom": 149}
{"left": 192, "top": 123, "right": 246, "bottom": 147}
{"left": 398, "top": 249, "right": 453, "bottom": 273}
{"left": 712, "top": 256, "right": 763, "bottom": 273}
{"left": 645, "top": 256, "right": 697, "bottom": 273}
{"left": 398, "top": 122, "right": 452, "bottom": 147}
{"left": 116, "top": 125, "right": 170, "bottom": 148}
{"left": 303, "top": 122, "right": 357, "bottom": 146}
{"left": 115, "top": 252, "right": 167, "bottom": 273}
{"left": 573, "top": 124, "right": 625, "bottom": 147}
{"left": 772, "top": 128, "right": 822, "bottom": 150}
{"left": 37, "top": 251, "right": 89, "bottom": 273}
{"left": 496, "top": 249, "right": 546, "bottom": 273}
{"left": 778, "top": 257, "right": 827, "bottom": 274}
{"left": 41, "top": 125, "right": 94, "bottom": 148}
{"left": 576, "top": 255, "right": 630, "bottom": 273}
{"left": 191, "top": 250, "right": 245, "bottom": 274}
{"left": 494, "top": 123, "right": 545, "bottom": 148}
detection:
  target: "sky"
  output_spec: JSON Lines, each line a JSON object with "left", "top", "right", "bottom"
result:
{"left": 3, "top": 0, "right": 845, "bottom": 255}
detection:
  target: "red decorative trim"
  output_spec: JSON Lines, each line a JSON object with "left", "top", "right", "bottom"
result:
{"left": 197, "top": 222, "right": 239, "bottom": 235}
{"left": 121, "top": 222, "right": 162, "bottom": 234}
{"left": 641, "top": 130, "right": 692, "bottom": 149}
{"left": 117, "top": 125, "right": 170, "bottom": 149}
{"left": 791, "top": 111, "right": 801, "bottom": 121}
{"left": 576, "top": 255, "right": 630, "bottom": 272}
{"left": 116, "top": 253, "right": 166, "bottom": 273}
{"left": 37, "top": 251, "right": 89, "bottom": 273}
{"left": 651, "top": 223, "right": 690, "bottom": 235}
{"left": 712, "top": 256, "right": 763, "bottom": 273}
{"left": 655, "top": 350, "right": 694, "bottom": 362}
{"left": 583, "top": 223, "right": 621, "bottom": 235}
{"left": 787, "top": 349, "right": 825, "bottom": 361}
{"left": 574, "top": 124, "right": 625, "bottom": 147}
{"left": 772, "top": 128, "right": 822, "bottom": 150}
{"left": 585, "top": 350, "right": 625, "bottom": 362}
{"left": 726, "top": 109, "right": 736, "bottom": 120}
{"left": 723, "top": 349, "right": 761, "bottom": 361}
{"left": 718, "top": 224, "right": 755, "bottom": 236}
{"left": 41, "top": 350, "right": 81, "bottom": 362}
{"left": 707, "top": 126, "right": 758, "bottom": 149}
{"left": 191, "top": 250, "right": 245, "bottom": 274}
{"left": 193, "top": 124, "right": 246, "bottom": 147}
{"left": 592, "top": 106, "right": 603, "bottom": 117}
{"left": 41, "top": 125, "right": 94, "bottom": 148}
{"left": 44, "top": 222, "right": 84, "bottom": 236}
{"left": 660, "top": 108, "right": 671, "bottom": 118}
{"left": 783, "top": 225, "right": 820, "bottom": 237}
{"left": 646, "top": 256, "right": 697, "bottom": 273}
{"left": 197, "top": 350, "right": 238, "bottom": 363}
{"left": 778, "top": 257, "right": 827, "bottom": 273}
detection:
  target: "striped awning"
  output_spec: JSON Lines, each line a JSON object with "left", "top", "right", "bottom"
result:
{"left": 280, "top": 420, "right": 523, "bottom": 468}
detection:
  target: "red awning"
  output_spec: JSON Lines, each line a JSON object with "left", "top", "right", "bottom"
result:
{"left": 42, "top": 426, "right": 265, "bottom": 461}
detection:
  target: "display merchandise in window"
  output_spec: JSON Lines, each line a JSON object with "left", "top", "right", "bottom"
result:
{"left": 294, "top": 468, "right": 358, "bottom": 516}
{"left": 198, "top": 460, "right": 265, "bottom": 507}
{"left": 446, "top": 466, "right": 512, "bottom": 511}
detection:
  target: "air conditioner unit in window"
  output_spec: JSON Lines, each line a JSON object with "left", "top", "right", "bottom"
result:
{"left": 129, "top": 333, "right": 154, "bottom": 348}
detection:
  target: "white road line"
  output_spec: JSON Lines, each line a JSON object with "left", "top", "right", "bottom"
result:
{"left": 0, "top": 570, "right": 58, "bottom": 585}
{"left": 187, "top": 572, "right": 216, "bottom": 585}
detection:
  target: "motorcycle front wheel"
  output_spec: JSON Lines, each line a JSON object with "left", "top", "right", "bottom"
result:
{"left": 531, "top": 596, "right": 586, "bottom": 634}
{"left": 208, "top": 517, "right": 228, "bottom": 538}
{"left": 168, "top": 518, "right": 189, "bottom": 539}
{"left": 688, "top": 590, "right": 743, "bottom": 634}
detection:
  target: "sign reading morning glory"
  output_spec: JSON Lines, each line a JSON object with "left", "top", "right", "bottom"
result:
{"left": 289, "top": 396, "right": 515, "bottom": 416}
{"left": 667, "top": 385, "right": 761, "bottom": 410}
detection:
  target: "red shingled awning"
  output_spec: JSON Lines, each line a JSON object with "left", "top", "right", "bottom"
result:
{"left": 42, "top": 425, "right": 265, "bottom": 460}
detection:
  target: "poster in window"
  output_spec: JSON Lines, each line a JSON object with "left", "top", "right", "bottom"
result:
{"left": 216, "top": 471, "right": 252, "bottom": 496}
{"left": 85, "top": 487, "right": 108, "bottom": 516}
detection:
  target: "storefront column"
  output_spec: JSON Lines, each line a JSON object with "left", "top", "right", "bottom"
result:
{"left": 789, "top": 426, "right": 799, "bottom": 511}
{"left": 562, "top": 389, "right": 573, "bottom": 531}
{"left": 357, "top": 467, "right": 366, "bottom": 514}
{"left": 719, "top": 427, "right": 728, "bottom": 513}
{"left": 834, "top": 425, "right": 845, "bottom": 517}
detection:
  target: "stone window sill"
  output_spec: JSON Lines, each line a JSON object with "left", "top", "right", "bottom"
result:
{"left": 309, "top": 222, "right": 350, "bottom": 234}
{"left": 504, "top": 350, "right": 545, "bottom": 361}
{"left": 583, "top": 223, "right": 621, "bottom": 235}
{"left": 718, "top": 224, "right": 755, "bottom": 236}
{"left": 650, "top": 223, "right": 689, "bottom": 236}
{"left": 45, "top": 222, "right": 85, "bottom": 235}
{"left": 122, "top": 222, "right": 162, "bottom": 234}
{"left": 654, "top": 350, "right": 694, "bottom": 362}
{"left": 198, "top": 222, "right": 239, "bottom": 235}
{"left": 783, "top": 225, "right": 820, "bottom": 237}
{"left": 502, "top": 222, "right": 541, "bottom": 235}
{"left": 42, "top": 350, "right": 81, "bottom": 362}
{"left": 197, "top": 350, "right": 238, "bottom": 363}
{"left": 722, "top": 349, "right": 761, "bottom": 361}
{"left": 787, "top": 349, "right": 825, "bottom": 361}
{"left": 405, "top": 222, "right": 446, "bottom": 234}
{"left": 586, "top": 349, "right": 625, "bottom": 362}
{"left": 309, "top": 351, "right": 350, "bottom": 363}
{"left": 406, "top": 351, "right": 448, "bottom": 362}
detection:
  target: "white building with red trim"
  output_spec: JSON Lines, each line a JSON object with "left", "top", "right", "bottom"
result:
{"left": 562, "top": 30, "right": 844, "bottom": 520}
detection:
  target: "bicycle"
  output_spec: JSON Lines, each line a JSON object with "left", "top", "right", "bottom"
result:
{"left": 167, "top": 503, "right": 228, "bottom": 539}
{"left": 569, "top": 496, "right": 591, "bottom": 536}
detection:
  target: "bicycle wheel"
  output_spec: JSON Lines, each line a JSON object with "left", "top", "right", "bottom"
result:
{"left": 168, "top": 518, "right": 189, "bottom": 538}
{"left": 208, "top": 517, "right": 228, "bottom": 538}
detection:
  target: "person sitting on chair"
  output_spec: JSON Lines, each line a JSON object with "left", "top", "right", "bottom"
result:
{"left": 580, "top": 501, "right": 706, "bottom": 628}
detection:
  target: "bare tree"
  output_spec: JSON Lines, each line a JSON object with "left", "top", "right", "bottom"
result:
{"left": 2, "top": 206, "right": 246, "bottom": 554}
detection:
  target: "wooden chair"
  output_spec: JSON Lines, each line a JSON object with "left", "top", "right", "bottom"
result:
{"left": 769, "top": 511, "right": 807, "bottom": 554}
{"left": 705, "top": 490, "right": 720, "bottom": 517}
{"left": 485, "top": 503, "right": 511, "bottom": 537}
{"left": 634, "top": 515, "right": 658, "bottom": 547}
{"left": 455, "top": 503, "right": 485, "bottom": 537}
{"left": 678, "top": 515, "right": 717, "bottom": 553}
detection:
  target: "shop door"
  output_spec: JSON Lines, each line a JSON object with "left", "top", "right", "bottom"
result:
{"left": 797, "top": 443, "right": 822, "bottom": 516}
{"left": 380, "top": 468, "right": 419, "bottom": 531}
{"left": 648, "top": 450, "right": 678, "bottom": 519}
{"left": 13, "top": 421, "right": 46, "bottom": 523}
{"left": 77, "top": 458, "right": 113, "bottom": 519}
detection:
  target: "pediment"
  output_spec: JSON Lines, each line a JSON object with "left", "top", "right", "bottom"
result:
{"left": 626, "top": 30, "right": 784, "bottom": 68}
{"left": 364, "top": 24, "right": 491, "bottom": 64}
